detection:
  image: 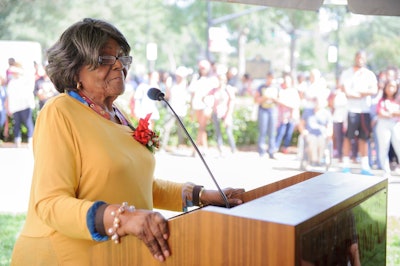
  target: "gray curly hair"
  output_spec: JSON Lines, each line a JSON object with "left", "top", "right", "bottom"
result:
{"left": 46, "top": 18, "right": 131, "bottom": 93}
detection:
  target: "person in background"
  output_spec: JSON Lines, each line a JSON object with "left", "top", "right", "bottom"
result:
{"left": 329, "top": 83, "right": 348, "bottom": 162}
{"left": 300, "top": 69, "right": 330, "bottom": 119}
{"left": 385, "top": 68, "right": 400, "bottom": 171}
{"left": 160, "top": 66, "right": 190, "bottom": 152}
{"left": 5, "top": 63, "right": 35, "bottom": 148}
{"left": 33, "top": 61, "right": 45, "bottom": 81}
{"left": 375, "top": 79, "right": 400, "bottom": 178}
{"left": 296, "top": 71, "right": 309, "bottom": 100}
{"left": 299, "top": 97, "right": 333, "bottom": 168}
{"left": 5, "top": 57, "right": 16, "bottom": 85}
{"left": 34, "top": 71, "right": 59, "bottom": 110}
{"left": 188, "top": 59, "right": 216, "bottom": 155}
{"left": 133, "top": 70, "right": 161, "bottom": 129}
{"left": 11, "top": 18, "right": 244, "bottom": 265}
{"left": 297, "top": 69, "right": 330, "bottom": 161}
{"left": 368, "top": 70, "right": 387, "bottom": 170}
{"left": 254, "top": 71, "right": 279, "bottom": 158}
{"left": 0, "top": 75, "right": 8, "bottom": 142}
{"left": 226, "top": 66, "right": 239, "bottom": 88}
{"left": 159, "top": 70, "right": 172, "bottom": 94}
{"left": 275, "top": 72, "right": 301, "bottom": 154}
{"left": 127, "top": 73, "right": 143, "bottom": 121}
{"left": 239, "top": 72, "right": 253, "bottom": 96}
{"left": 207, "top": 66, "right": 237, "bottom": 155}
{"left": 340, "top": 51, "right": 378, "bottom": 175}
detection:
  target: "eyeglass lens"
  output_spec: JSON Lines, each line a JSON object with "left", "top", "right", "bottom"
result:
{"left": 99, "top": 56, "right": 132, "bottom": 66}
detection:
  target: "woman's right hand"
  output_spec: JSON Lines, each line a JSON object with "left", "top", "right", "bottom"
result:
{"left": 105, "top": 206, "right": 170, "bottom": 262}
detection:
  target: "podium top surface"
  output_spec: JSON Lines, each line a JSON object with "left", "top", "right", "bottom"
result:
{"left": 204, "top": 172, "right": 387, "bottom": 226}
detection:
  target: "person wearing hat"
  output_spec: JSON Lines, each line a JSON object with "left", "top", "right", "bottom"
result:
{"left": 188, "top": 60, "right": 216, "bottom": 154}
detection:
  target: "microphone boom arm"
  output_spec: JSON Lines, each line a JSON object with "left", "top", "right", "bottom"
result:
{"left": 161, "top": 99, "right": 230, "bottom": 208}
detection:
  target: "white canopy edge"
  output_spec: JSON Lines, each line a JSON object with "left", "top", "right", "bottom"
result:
{"left": 211, "top": 0, "right": 400, "bottom": 16}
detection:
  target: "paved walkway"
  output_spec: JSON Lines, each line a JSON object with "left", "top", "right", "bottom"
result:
{"left": 0, "top": 145, "right": 399, "bottom": 217}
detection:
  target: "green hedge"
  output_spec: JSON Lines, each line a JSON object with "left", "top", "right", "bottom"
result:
{"left": 154, "top": 102, "right": 259, "bottom": 148}
{"left": 3, "top": 97, "right": 301, "bottom": 149}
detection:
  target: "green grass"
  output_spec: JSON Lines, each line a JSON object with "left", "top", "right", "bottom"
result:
{"left": 1, "top": 214, "right": 400, "bottom": 265}
{"left": 388, "top": 216, "right": 400, "bottom": 265}
{"left": 0, "top": 214, "right": 25, "bottom": 266}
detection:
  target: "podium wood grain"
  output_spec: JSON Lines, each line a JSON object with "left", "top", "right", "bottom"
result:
{"left": 91, "top": 171, "right": 387, "bottom": 266}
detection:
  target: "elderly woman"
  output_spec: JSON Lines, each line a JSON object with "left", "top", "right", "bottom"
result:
{"left": 11, "top": 18, "right": 244, "bottom": 265}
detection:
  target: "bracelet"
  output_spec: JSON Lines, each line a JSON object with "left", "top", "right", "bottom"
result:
{"left": 192, "top": 185, "right": 204, "bottom": 207}
{"left": 199, "top": 187, "right": 205, "bottom": 207}
{"left": 107, "top": 202, "right": 135, "bottom": 244}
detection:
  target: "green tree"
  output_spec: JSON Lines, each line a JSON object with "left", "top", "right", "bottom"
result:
{"left": 1, "top": 0, "right": 399, "bottom": 80}
{"left": 340, "top": 15, "right": 400, "bottom": 73}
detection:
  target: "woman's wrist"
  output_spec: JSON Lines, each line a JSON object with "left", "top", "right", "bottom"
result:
{"left": 182, "top": 183, "right": 207, "bottom": 211}
{"left": 198, "top": 187, "right": 205, "bottom": 207}
{"left": 94, "top": 203, "right": 108, "bottom": 236}
{"left": 87, "top": 201, "right": 109, "bottom": 242}
{"left": 192, "top": 185, "right": 204, "bottom": 207}
{"left": 104, "top": 203, "right": 135, "bottom": 243}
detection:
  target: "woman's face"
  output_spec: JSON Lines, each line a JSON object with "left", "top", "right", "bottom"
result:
{"left": 78, "top": 38, "right": 129, "bottom": 98}
{"left": 385, "top": 80, "right": 398, "bottom": 98}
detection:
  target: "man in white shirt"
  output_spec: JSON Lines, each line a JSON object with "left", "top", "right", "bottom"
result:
{"left": 339, "top": 51, "right": 378, "bottom": 175}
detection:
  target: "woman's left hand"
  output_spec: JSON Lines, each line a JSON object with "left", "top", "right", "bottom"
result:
{"left": 200, "top": 187, "right": 245, "bottom": 207}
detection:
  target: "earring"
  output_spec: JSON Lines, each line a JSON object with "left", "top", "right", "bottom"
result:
{"left": 77, "top": 82, "right": 83, "bottom": 90}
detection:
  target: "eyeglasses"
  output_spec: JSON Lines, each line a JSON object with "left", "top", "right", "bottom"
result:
{"left": 98, "top": 55, "right": 133, "bottom": 67}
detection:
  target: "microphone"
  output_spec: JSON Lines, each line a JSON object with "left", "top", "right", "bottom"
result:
{"left": 147, "top": 87, "right": 230, "bottom": 208}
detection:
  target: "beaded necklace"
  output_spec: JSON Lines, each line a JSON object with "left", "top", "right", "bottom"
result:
{"left": 77, "top": 91, "right": 114, "bottom": 120}
{"left": 68, "top": 90, "right": 133, "bottom": 128}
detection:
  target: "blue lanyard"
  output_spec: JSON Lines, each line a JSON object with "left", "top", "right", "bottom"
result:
{"left": 68, "top": 90, "right": 87, "bottom": 105}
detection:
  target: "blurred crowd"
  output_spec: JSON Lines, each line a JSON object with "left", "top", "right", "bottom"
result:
{"left": 1, "top": 51, "right": 399, "bottom": 177}
{"left": 0, "top": 58, "right": 58, "bottom": 148}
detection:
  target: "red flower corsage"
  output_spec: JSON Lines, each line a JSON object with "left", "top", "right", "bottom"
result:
{"left": 133, "top": 113, "right": 160, "bottom": 153}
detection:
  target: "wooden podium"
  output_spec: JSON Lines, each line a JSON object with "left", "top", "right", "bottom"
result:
{"left": 91, "top": 171, "right": 387, "bottom": 266}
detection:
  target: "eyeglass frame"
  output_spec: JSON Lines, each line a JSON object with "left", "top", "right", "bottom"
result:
{"left": 98, "top": 55, "right": 133, "bottom": 67}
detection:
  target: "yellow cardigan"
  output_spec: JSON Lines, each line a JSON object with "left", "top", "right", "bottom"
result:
{"left": 12, "top": 93, "right": 184, "bottom": 265}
